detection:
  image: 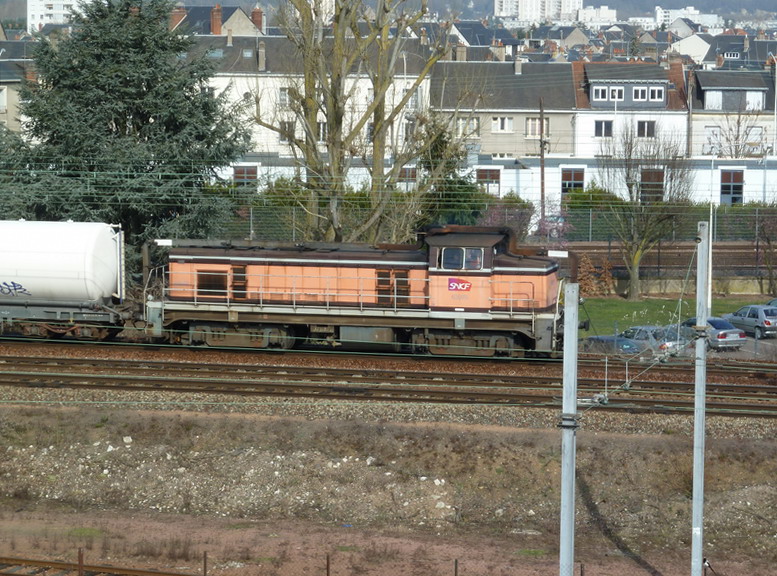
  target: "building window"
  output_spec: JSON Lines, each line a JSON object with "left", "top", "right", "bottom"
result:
{"left": 640, "top": 168, "right": 664, "bottom": 203}
{"left": 703, "top": 125, "right": 721, "bottom": 155}
{"left": 723, "top": 51, "right": 740, "bottom": 59}
{"left": 456, "top": 117, "right": 480, "bottom": 138}
{"left": 721, "top": 170, "right": 744, "bottom": 205}
{"left": 745, "top": 91, "right": 765, "bottom": 111}
{"left": 592, "top": 86, "right": 608, "bottom": 101}
{"left": 477, "top": 168, "right": 501, "bottom": 195}
{"left": 633, "top": 87, "right": 648, "bottom": 101}
{"left": 745, "top": 126, "right": 764, "bottom": 155}
{"left": 705, "top": 90, "right": 722, "bottom": 110}
{"left": 398, "top": 167, "right": 417, "bottom": 182}
{"left": 649, "top": 86, "right": 664, "bottom": 101}
{"left": 637, "top": 120, "right": 656, "bottom": 138}
{"left": 609, "top": 87, "right": 624, "bottom": 101}
{"left": 317, "top": 121, "right": 327, "bottom": 143}
{"left": 404, "top": 120, "right": 415, "bottom": 141}
{"left": 595, "top": 120, "right": 613, "bottom": 138}
{"left": 242, "top": 49, "right": 253, "bottom": 59}
{"left": 404, "top": 88, "right": 418, "bottom": 110}
{"left": 279, "top": 120, "right": 295, "bottom": 143}
{"left": 233, "top": 165, "right": 257, "bottom": 184}
{"left": 525, "top": 117, "right": 549, "bottom": 138}
{"left": 491, "top": 116, "right": 514, "bottom": 133}
{"left": 561, "top": 168, "right": 585, "bottom": 194}
{"left": 477, "top": 169, "right": 500, "bottom": 184}
{"left": 279, "top": 87, "right": 291, "bottom": 107}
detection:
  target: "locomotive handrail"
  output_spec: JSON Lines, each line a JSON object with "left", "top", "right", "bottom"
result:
{"left": 166, "top": 270, "right": 546, "bottom": 317}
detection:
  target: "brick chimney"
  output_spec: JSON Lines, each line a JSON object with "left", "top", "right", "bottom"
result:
{"left": 170, "top": 4, "right": 186, "bottom": 30}
{"left": 251, "top": 6, "right": 263, "bottom": 33}
{"left": 211, "top": 4, "right": 222, "bottom": 36}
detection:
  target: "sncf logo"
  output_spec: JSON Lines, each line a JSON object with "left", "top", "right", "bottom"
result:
{"left": 448, "top": 278, "right": 472, "bottom": 291}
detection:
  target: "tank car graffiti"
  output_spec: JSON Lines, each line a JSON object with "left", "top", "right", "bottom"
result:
{"left": 0, "top": 281, "right": 31, "bottom": 297}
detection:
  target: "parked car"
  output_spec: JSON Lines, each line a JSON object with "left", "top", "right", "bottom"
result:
{"left": 580, "top": 335, "right": 650, "bottom": 356}
{"left": 619, "top": 325, "right": 692, "bottom": 355}
{"left": 680, "top": 317, "right": 747, "bottom": 351}
{"left": 722, "top": 305, "right": 777, "bottom": 339}
{"left": 766, "top": 298, "right": 777, "bottom": 307}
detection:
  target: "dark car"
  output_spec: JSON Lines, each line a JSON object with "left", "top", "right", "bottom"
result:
{"left": 723, "top": 305, "right": 777, "bottom": 339}
{"left": 680, "top": 317, "right": 746, "bottom": 351}
{"left": 580, "top": 335, "right": 650, "bottom": 356}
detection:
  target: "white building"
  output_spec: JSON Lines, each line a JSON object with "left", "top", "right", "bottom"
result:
{"left": 494, "top": 0, "right": 583, "bottom": 24}
{"left": 577, "top": 6, "right": 618, "bottom": 28}
{"left": 655, "top": 6, "right": 721, "bottom": 30}
{"left": 27, "top": 0, "right": 79, "bottom": 33}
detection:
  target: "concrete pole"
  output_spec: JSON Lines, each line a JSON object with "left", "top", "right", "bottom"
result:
{"left": 691, "top": 221, "right": 710, "bottom": 575}
{"left": 559, "top": 283, "right": 579, "bottom": 576}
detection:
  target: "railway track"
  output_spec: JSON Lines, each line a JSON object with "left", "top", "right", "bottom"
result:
{"left": 0, "top": 343, "right": 775, "bottom": 417}
{"left": 0, "top": 555, "right": 196, "bottom": 576}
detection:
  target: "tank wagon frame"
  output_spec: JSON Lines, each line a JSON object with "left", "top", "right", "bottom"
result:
{"left": 145, "top": 226, "right": 564, "bottom": 357}
{"left": 0, "top": 221, "right": 126, "bottom": 340}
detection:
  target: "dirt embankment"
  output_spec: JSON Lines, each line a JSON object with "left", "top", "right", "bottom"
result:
{"left": 0, "top": 401, "right": 775, "bottom": 576}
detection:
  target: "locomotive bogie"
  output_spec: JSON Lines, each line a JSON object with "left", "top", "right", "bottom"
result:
{"left": 181, "top": 322, "right": 296, "bottom": 349}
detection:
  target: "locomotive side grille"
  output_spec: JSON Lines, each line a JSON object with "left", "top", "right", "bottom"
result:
{"left": 376, "top": 269, "right": 412, "bottom": 308}
{"left": 232, "top": 265, "right": 248, "bottom": 300}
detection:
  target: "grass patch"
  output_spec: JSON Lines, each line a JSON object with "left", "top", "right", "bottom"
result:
{"left": 579, "top": 295, "right": 763, "bottom": 336}
{"left": 67, "top": 527, "right": 103, "bottom": 539}
{"left": 514, "top": 548, "right": 547, "bottom": 557}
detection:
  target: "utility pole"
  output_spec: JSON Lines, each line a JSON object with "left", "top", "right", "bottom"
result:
{"left": 691, "top": 221, "right": 710, "bottom": 575}
{"left": 559, "top": 283, "right": 579, "bottom": 576}
{"left": 540, "top": 98, "right": 548, "bottom": 221}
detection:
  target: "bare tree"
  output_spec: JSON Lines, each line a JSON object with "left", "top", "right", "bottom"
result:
{"left": 704, "top": 95, "right": 767, "bottom": 158}
{"left": 252, "top": 0, "right": 454, "bottom": 242}
{"left": 597, "top": 122, "right": 695, "bottom": 300}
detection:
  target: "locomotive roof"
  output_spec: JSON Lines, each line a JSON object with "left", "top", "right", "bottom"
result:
{"left": 424, "top": 233, "right": 503, "bottom": 248}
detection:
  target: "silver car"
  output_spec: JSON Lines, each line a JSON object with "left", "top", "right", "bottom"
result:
{"left": 619, "top": 325, "right": 692, "bottom": 355}
{"left": 723, "top": 305, "right": 777, "bottom": 339}
{"left": 680, "top": 317, "right": 747, "bottom": 351}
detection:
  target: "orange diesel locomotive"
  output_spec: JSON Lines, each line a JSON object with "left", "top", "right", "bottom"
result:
{"left": 145, "top": 225, "right": 563, "bottom": 356}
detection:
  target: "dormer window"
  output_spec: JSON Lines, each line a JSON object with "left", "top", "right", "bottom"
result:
{"left": 609, "top": 87, "right": 624, "bottom": 101}
{"left": 649, "top": 87, "right": 665, "bottom": 101}
{"left": 723, "top": 51, "right": 740, "bottom": 59}
{"left": 633, "top": 87, "right": 648, "bottom": 101}
{"left": 593, "top": 86, "right": 608, "bottom": 101}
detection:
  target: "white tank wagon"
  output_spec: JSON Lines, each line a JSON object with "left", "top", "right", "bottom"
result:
{"left": 0, "top": 220, "right": 126, "bottom": 339}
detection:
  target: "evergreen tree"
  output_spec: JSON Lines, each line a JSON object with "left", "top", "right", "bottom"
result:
{"left": 0, "top": 0, "right": 250, "bottom": 259}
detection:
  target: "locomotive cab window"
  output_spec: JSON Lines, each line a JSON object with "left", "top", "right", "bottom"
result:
{"left": 441, "top": 247, "right": 483, "bottom": 271}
